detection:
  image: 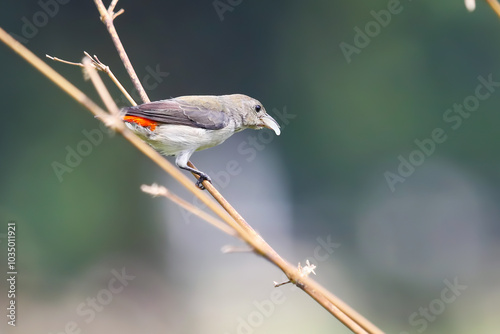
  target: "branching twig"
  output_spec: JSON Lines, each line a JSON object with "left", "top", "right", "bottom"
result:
{"left": 108, "top": 0, "right": 119, "bottom": 14}
{"left": 47, "top": 52, "right": 136, "bottom": 106}
{"left": 93, "top": 0, "right": 149, "bottom": 103}
{"left": 0, "top": 30, "right": 109, "bottom": 120}
{"left": 0, "top": 28, "right": 240, "bottom": 240}
{"left": 141, "top": 183, "right": 239, "bottom": 238}
{"left": 0, "top": 5, "right": 384, "bottom": 332}
{"left": 83, "top": 57, "right": 120, "bottom": 116}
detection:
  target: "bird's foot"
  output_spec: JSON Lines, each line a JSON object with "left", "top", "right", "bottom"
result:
{"left": 195, "top": 173, "right": 212, "bottom": 190}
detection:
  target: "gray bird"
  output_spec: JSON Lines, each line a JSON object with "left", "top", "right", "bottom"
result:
{"left": 122, "top": 94, "right": 281, "bottom": 188}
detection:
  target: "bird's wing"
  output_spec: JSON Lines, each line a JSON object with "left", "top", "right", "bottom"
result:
{"left": 122, "top": 99, "right": 229, "bottom": 130}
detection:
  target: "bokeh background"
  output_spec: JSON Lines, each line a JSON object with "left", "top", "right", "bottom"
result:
{"left": 1, "top": 1, "right": 500, "bottom": 333}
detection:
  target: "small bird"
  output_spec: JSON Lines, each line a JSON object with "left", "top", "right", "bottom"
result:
{"left": 122, "top": 94, "right": 281, "bottom": 188}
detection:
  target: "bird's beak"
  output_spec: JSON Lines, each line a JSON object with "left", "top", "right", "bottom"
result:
{"left": 260, "top": 114, "right": 281, "bottom": 136}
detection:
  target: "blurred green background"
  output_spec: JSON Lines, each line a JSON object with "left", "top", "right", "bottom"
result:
{"left": 1, "top": 0, "right": 500, "bottom": 333}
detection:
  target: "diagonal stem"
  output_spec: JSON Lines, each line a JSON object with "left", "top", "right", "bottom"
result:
{"left": 0, "top": 16, "right": 383, "bottom": 334}
{"left": 140, "top": 183, "right": 239, "bottom": 238}
{"left": 486, "top": 0, "right": 500, "bottom": 17}
{"left": 93, "top": 0, "right": 150, "bottom": 103}
{"left": 186, "top": 164, "right": 382, "bottom": 334}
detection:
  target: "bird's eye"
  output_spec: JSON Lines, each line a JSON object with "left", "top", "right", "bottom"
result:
{"left": 255, "top": 105, "right": 262, "bottom": 112}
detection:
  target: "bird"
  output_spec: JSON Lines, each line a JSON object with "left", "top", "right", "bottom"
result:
{"left": 122, "top": 94, "right": 281, "bottom": 188}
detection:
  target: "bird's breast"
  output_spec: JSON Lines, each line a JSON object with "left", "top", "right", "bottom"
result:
{"left": 148, "top": 123, "right": 237, "bottom": 156}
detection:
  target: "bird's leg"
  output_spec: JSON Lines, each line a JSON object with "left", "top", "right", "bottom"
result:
{"left": 179, "top": 164, "right": 212, "bottom": 190}
{"left": 175, "top": 151, "right": 212, "bottom": 190}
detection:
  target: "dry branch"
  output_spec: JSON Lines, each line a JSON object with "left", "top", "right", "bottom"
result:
{"left": 486, "top": 0, "right": 500, "bottom": 17}
{"left": 0, "top": 1, "right": 385, "bottom": 331}
{"left": 47, "top": 52, "right": 136, "bottom": 106}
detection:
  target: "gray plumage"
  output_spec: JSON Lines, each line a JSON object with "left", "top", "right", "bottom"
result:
{"left": 122, "top": 94, "right": 281, "bottom": 188}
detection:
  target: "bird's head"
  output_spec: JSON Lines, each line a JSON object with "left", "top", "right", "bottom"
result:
{"left": 222, "top": 94, "right": 281, "bottom": 135}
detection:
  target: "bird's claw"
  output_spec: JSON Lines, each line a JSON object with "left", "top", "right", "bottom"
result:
{"left": 195, "top": 173, "right": 212, "bottom": 190}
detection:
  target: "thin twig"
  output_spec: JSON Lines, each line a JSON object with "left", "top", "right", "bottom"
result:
{"left": 46, "top": 54, "right": 84, "bottom": 67}
{"left": 83, "top": 56, "right": 120, "bottom": 115}
{"left": 0, "top": 30, "right": 109, "bottom": 120}
{"left": 187, "top": 161, "right": 266, "bottom": 238}
{"left": 108, "top": 0, "right": 119, "bottom": 13}
{"left": 486, "top": 0, "right": 500, "bottom": 17}
{"left": 89, "top": 52, "right": 136, "bottom": 105}
{"left": 112, "top": 8, "right": 125, "bottom": 20}
{"left": 93, "top": 0, "right": 149, "bottom": 103}
{"left": 141, "top": 183, "right": 239, "bottom": 238}
{"left": 47, "top": 52, "right": 136, "bottom": 106}
{"left": 273, "top": 280, "right": 291, "bottom": 287}
{"left": 220, "top": 245, "right": 253, "bottom": 253}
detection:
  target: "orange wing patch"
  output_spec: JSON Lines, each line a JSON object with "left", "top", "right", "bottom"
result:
{"left": 123, "top": 116, "right": 158, "bottom": 131}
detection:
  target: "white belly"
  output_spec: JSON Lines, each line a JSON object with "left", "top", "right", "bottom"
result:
{"left": 131, "top": 123, "right": 238, "bottom": 156}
